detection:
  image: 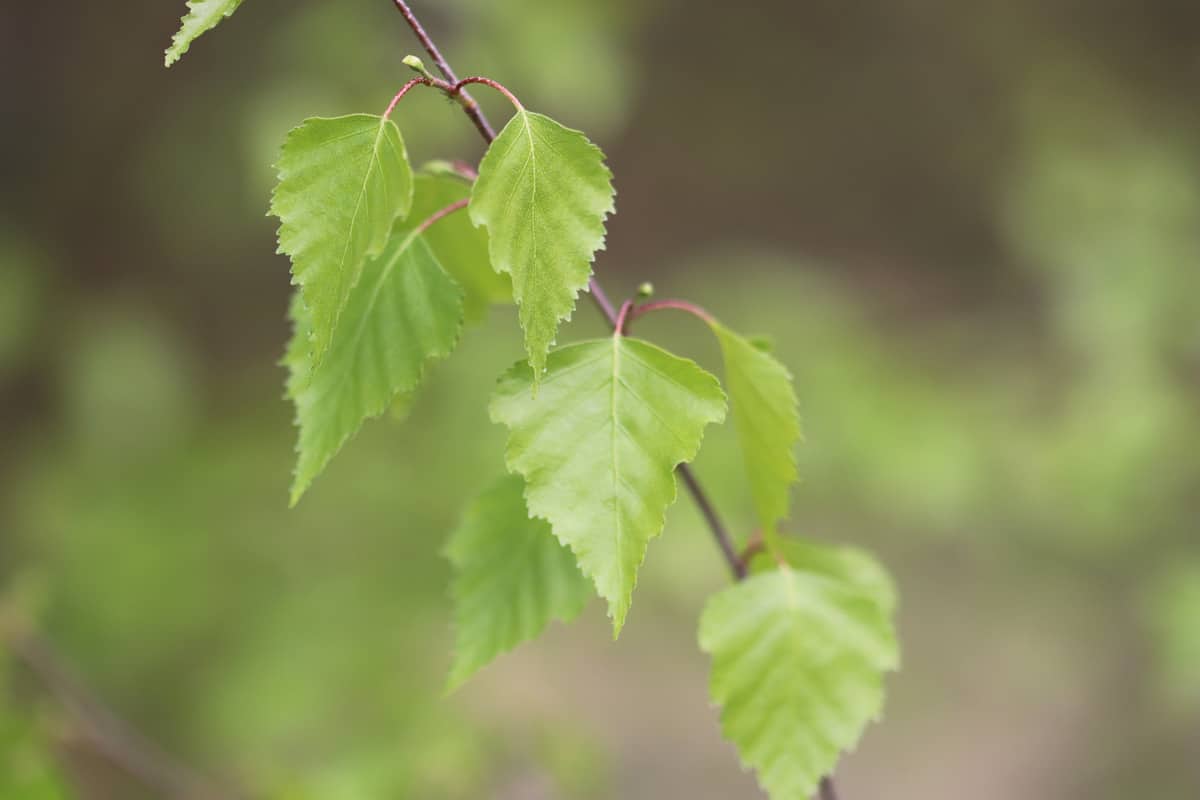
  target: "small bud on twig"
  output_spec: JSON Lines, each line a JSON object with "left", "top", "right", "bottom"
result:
{"left": 402, "top": 54, "right": 435, "bottom": 80}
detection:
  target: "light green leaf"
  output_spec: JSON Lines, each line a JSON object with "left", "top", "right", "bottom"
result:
{"left": 491, "top": 337, "right": 726, "bottom": 633}
{"left": 411, "top": 172, "right": 511, "bottom": 322}
{"left": 445, "top": 475, "right": 591, "bottom": 691}
{"left": 747, "top": 535, "right": 898, "bottom": 617}
{"left": 284, "top": 230, "right": 462, "bottom": 505}
{"left": 164, "top": 0, "right": 245, "bottom": 67}
{"left": 271, "top": 115, "right": 414, "bottom": 368}
{"left": 469, "top": 111, "right": 614, "bottom": 380}
{"left": 700, "top": 547, "right": 899, "bottom": 800}
{"left": 711, "top": 321, "right": 802, "bottom": 534}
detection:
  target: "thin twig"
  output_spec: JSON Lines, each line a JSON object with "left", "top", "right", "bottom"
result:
{"left": 391, "top": 1, "right": 496, "bottom": 141}
{"left": 389, "top": 1, "right": 619, "bottom": 333}
{"left": 4, "top": 630, "right": 240, "bottom": 800}
{"left": 627, "top": 298, "right": 715, "bottom": 330}
{"left": 613, "top": 300, "right": 635, "bottom": 336}
{"left": 390, "top": 0, "right": 747, "bottom": 588}
{"left": 678, "top": 464, "right": 748, "bottom": 581}
{"left": 385, "top": 18, "right": 843, "bottom": 800}
{"left": 415, "top": 198, "right": 469, "bottom": 235}
{"left": 450, "top": 77, "right": 524, "bottom": 110}
{"left": 384, "top": 76, "right": 434, "bottom": 118}
{"left": 586, "top": 278, "right": 620, "bottom": 327}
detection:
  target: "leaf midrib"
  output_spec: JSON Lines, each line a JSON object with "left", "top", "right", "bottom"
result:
{"left": 609, "top": 335, "right": 624, "bottom": 608}
{"left": 332, "top": 119, "right": 391, "bottom": 322}
{"left": 305, "top": 229, "right": 429, "bottom": 409}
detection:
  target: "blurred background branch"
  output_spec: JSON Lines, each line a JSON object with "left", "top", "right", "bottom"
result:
{"left": 2, "top": 619, "right": 241, "bottom": 800}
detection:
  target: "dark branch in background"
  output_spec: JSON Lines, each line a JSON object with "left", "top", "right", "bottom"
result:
{"left": 3, "top": 628, "right": 240, "bottom": 800}
{"left": 820, "top": 776, "right": 840, "bottom": 800}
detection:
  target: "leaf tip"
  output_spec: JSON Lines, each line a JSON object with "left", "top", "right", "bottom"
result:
{"left": 442, "top": 666, "right": 469, "bottom": 697}
{"left": 608, "top": 596, "right": 630, "bottom": 639}
{"left": 288, "top": 471, "right": 310, "bottom": 508}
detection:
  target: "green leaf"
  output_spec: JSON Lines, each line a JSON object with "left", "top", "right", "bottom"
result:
{"left": 284, "top": 230, "right": 463, "bottom": 506}
{"left": 711, "top": 322, "right": 802, "bottom": 534}
{"left": 699, "top": 546, "right": 899, "bottom": 800}
{"left": 445, "top": 475, "right": 591, "bottom": 691}
{"left": 164, "top": 0, "right": 245, "bottom": 67}
{"left": 747, "top": 535, "right": 898, "bottom": 617}
{"left": 410, "top": 172, "right": 511, "bottom": 322}
{"left": 0, "top": 716, "right": 70, "bottom": 800}
{"left": 490, "top": 337, "right": 726, "bottom": 633}
{"left": 469, "top": 111, "right": 614, "bottom": 380}
{"left": 271, "top": 115, "right": 414, "bottom": 369}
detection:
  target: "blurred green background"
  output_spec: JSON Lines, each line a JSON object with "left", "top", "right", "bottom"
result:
{"left": 2, "top": 1, "right": 1198, "bottom": 797}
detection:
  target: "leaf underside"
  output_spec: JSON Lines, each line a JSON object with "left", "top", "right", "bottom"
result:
{"left": 272, "top": 114, "right": 414, "bottom": 369}
{"left": 285, "top": 231, "right": 463, "bottom": 505}
{"left": 711, "top": 321, "right": 802, "bottom": 534}
{"left": 490, "top": 337, "right": 726, "bottom": 634}
{"left": 700, "top": 541, "right": 899, "bottom": 800}
{"left": 469, "top": 110, "right": 615, "bottom": 380}
{"left": 164, "top": 0, "right": 245, "bottom": 67}
{"left": 445, "top": 474, "right": 591, "bottom": 691}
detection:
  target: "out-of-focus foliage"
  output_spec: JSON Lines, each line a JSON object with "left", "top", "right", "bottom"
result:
{"left": 284, "top": 233, "right": 463, "bottom": 505}
{"left": 1142, "top": 560, "right": 1200, "bottom": 709}
{"left": 0, "top": 601, "right": 69, "bottom": 800}
{"left": 0, "top": 702, "right": 68, "bottom": 800}
{"left": 0, "top": 234, "right": 49, "bottom": 378}
{"left": 3, "top": 0, "right": 1199, "bottom": 797}
{"left": 411, "top": 171, "right": 511, "bottom": 321}
{"left": 445, "top": 475, "right": 591, "bottom": 691}
{"left": 445, "top": 0, "right": 653, "bottom": 134}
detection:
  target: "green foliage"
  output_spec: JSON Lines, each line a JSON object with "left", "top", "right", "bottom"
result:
{"left": 0, "top": 639, "right": 69, "bottom": 800}
{"left": 445, "top": 475, "right": 591, "bottom": 691}
{"left": 490, "top": 337, "right": 726, "bottom": 634}
{"left": 154, "top": 6, "right": 908, "bottom": 793}
{"left": 284, "top": 230, "right": 463, "bottom": 505}
{"left": 0, "top": 717, "right": 69, "bottom": 800}
{"left": 410, "top": 171, "right": 511, "bottom": 322}
{"left": 0, "top": 232, "right": 47, "bottom": 376}
{"left": 711, "top": 321, "right": 802, "bottom": 535}
{"left": 271, "top": 115, "right": 414, "bottom": 369}
{"left": 165, "top": 0, "right": 245, "bottom": 67}
{"left": 1143, "top": 559, "right": 1200, "bottom": 707}
{"left": 469, "top": 111, "right": 614, "bottom": 381}
{"left": 700, "top": 541, "right": 898, "bottom": 800}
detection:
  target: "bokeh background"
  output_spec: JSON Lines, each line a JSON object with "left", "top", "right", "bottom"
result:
{"left": 2, "top": 1, "right": 1199, "bottom": 798}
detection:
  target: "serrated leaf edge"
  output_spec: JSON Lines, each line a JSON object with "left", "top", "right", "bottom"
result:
{"left": 489, "top": 337, "right": 726, "bottom": 635}
{"left": 286, "top": 232, "right": 465, "bottom": 506}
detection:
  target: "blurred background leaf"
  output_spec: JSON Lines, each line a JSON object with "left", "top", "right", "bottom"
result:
{"left": 1, "top": 0, "right": 1198, "bottom": 797}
